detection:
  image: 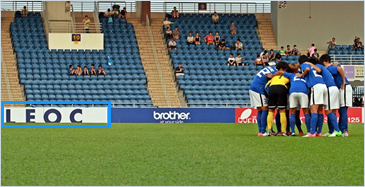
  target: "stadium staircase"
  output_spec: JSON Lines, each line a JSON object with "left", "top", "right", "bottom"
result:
{"left": 130, "top": 18, "right": 185, "bottom": 107}
{"left": 256, "top": 13, "right": 278, "bottom": 50}
{"left": 1, "top": 15, "right": 25, "bottom": 103}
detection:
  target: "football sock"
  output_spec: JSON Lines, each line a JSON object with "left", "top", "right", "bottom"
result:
{"left": 310, "top": 113, "right": 318, "bottom": 134}
{"left": 295, "top": 114, "right": 303, "bottom": 132}
{"left": 317, "top": 114, "right": 324, "bottom": 134}
{"left": 275, "top": 112, "right": 281, "bottom": 132}
{"left": 305, "top": 114, "right": 311, "bottom": 134}
{"left": 339, "top": 107, "right": 348, "bottom": 133}
{"left": 267, "top": 111, "right": 274, "bottom": 130}
{"left": 261, "top": 110, "right": 268, "bottom": 132}
{"left": 328, "top": 118, "right": 334, "bottom": 134}
{"left": 257, "top": 110, "right": 262, "bottom": 133}
{"left": 290, "top": 113, "right": 296, "bottom": 133}
{"left": 328, "top": 112, "right": 340, "bottom": 132}
{"left": 286, "top": 111, "right": 290, "bottom": 133}
{"left": 280, "top": 112, "right": 287, "bottom": 133}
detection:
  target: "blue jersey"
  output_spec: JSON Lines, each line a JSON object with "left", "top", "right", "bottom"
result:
{"left": 249, "top": 66, "right": 278, "bottom": 95}
{"left": 300, "top": 64, "right": 325, "bottom": 88}
{"left": 326, "top": 65, "right": 350, "bottom": 89}
{"left": 285, "top": 72, "right": 308, "bottom": 95}
{"left": 316, "top": 64, "right": 336, "bottom": 87}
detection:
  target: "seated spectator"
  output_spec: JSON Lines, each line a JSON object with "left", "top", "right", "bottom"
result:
{"left": 353, "top": 37, "right": 362, "bottom": 50}
{"left": 308, "top": 43, "right": 316, "bottom": 57}
{"left": 163, "top": 17, "right": 174, "bottom": 28}
{"left": 292, "top": 45, "right": 299, "bottom": 56}
{"left": 236, "top": 54, "right": 246, "bottom": 66}
{"left": 204, "top": 32, "right": 214, "bottom": 45}
{"left": 175, "top": 63, "right": 184, "bottom": 77}
{"left": 285, "top": 45, "right": 292, "bottom": 56}
{"left": 261, "top": 50, "right": 269, "bottom": 66}
{"left": 104, "top": 8, "right": 112, "bottom": 17}
{"left": 279, "top": 46, "right": 285, "bottom": 55}
{"left": 268, "top": 49, "right": 275, "bottom": 61}
{"left": 230, "top": 22, "right": 237, "bottom": 35}
{"left": 194, "top": 33, "right": 201, "bottom": 45}
{"left": 227, "top": 53, "right": 236, "bottom": 66}
{"left": 98, "top": 65, "right": 107, "bottom": 75}
{"left": 119, "top": 7, "right": 127, "bottom": 19}
{"left": 312, "top": 49, "right": 320, "bottom": 58}
{"left": 165, "top": 27, "right": 173, "bottom": 39}
{"left": 275, "top": 53, "right": 282, "bottom": 63}
{"left": 90, "top": 64, "right": 97, "bottom": 75}
{"left": 327, "top": 37, "right": 336, "bottom": 50}
{"left": 68, "top": 65, "right": 76, "bottom": 75}
{"left": 171, "top": 7, "right": 179, "bottom": 18}
{"left": 235, "top": 39, "right": 243, "bottom": 51}
{"left": 75, "top": 65, "right": 83, "bottom": 75}
{"left": 21, "top": 6, "right": 28, "bottom": 17}
{"left": 83, "top": 66, "right": 89, "bottom": 75}
{"left": 260, "top": 50, "right": 268, "bottom": 58}
{"left": 255, "top": 55, "right": 264, "bottom": 67}
{"left": 112, "top": 7, "right": 119, "bottom": 17}
{"left": 218, "top": 39, "right": 228, "bottom": 50}
{"left": 187, "top": 32, "right": 194, "bottom": 45}
{"left": 173, "top": 28, "right": 180, "bottom": 39}
{"left": 212, "top": 12, "right": 219, "bottom": 24}
{"left": 214, "top": 32, "right": 221, "bottom": 45}
{"left": 83, "top": 15, "right": 90, "bottom": 33}
{"left": 169, "top": 38, "right": 177, "bottom": 51}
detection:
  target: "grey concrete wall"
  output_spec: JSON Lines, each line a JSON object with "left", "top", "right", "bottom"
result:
{"left": 271, "top": 1, "right": 364, "bottom": 51}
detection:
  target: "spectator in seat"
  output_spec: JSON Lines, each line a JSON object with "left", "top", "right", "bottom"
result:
{"left": 83, "top": 66, "right": 89, "bottom": 75}
{"left": 327, "top": 37, "right": 336, "bottom": 50}
{"left": 171, "top": 7, "right": 179, "bottom": 18}
{"left": 279, "top": 46, "right": 285, "bottom": 55}
{"left": 21, "top": 6, "right": 28, "bottom": 17}
{"left": 260, "top": 50, "right": 268, "bottom": 58}
{"left": 212, "top": 12, "right": 219, "bottom": 24}
{"left": 119, "top": 7, "right": 127, "bottom": 19}
{"left": 255, "top": 55, "right": 264, "bottom": 67}
{"left": 90, "top": 64, "right": 97, "bottom": 75}
{"left": 285, "top": 45, "right": 292, "bottom": 56}
{"left": 353, "top": 37, "right": 362, "bottom": 50}
{"left": 165, "top": 27, "right": 173, "bottom": 39}
{"left": 194, "top": 32, "right": 201, "bottom": 45}
{"left": 173, "top": 28, "right": 180, "bottom": 39}
{"left": 275, "top": 53, "right": 282, "bottom": 63}
{"left": 98, "top": 65, "right": 107, "bottom": 75}
{"left": 187, "top": 32, "right": 194, "bottom": 45}
{"left": 261, "top": 50, "right": 269, "bottom": 66}
{"left": 163, "top": 17, "right": 174, "bottom": 28}
{"left": 218, "top": 39, "right": 228, "bottom": 50}
{"left": 235, "top": 39, "right": 243, "bottom": 51}
{"left": 83, "top": 15, "right": 90, "bottom": 33}
{"left": 230, "top": 22, "right": 237, "bottom": 35}
{"left": 227, "top": 53, "right": 237, "bottom": 66}
{"left": 204, "top": 32, "right": 214, "bottom": 45}
{"left": 292, "top": 45, "right": 299, "bottom": 56}
{"left": 75, "top": 65, "right": 83, "bottom": 75}
{"left": 236, "top": 54, "right": 246, "bottom": 66}
{"left": 169, "top": 38, "right": 177, "bottom": 51}
{"left": 214, "top": 32, "right": 220, "bottom": 45}
{"left": 175, "top": 63, "right": 184, "bottom": 77}
{"left": 308, "top": 43, "right": 316, "bottom": 57}
{"left": 268, "top": 49, "right": 275, "bottom": 61}
{"left": 104, "top": 8, "right": 112, "bottom": 17}
{"left": 68, "top": 65, "right": 76, "bottom": 75}
{"left": 312, "top": 48, "right": 320, "bottom": 59}
{"left": 112, "top": 7, "right": 119, "bottom": 17}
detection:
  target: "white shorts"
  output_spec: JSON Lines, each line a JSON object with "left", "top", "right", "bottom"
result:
{"left": 289, "top": 92, "right": 309, "bottom": 108}
{"left": 249, "top": 90, "right": 268, "bottom": 108}
{"left": 310, "top": 83, "right": 327, "bottom": 106}
{"left": 340, "top": 84, "right": 353, "bottom": 107}
{"left": 324, "top": 86, "right": 340, "bottom": 110}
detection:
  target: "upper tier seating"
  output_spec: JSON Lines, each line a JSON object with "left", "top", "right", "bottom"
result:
{"left": 328, "top": 45, "right": 364, "bottom": 65}
{"left": 12, "top": 14, "right": 153, "bottom": 107}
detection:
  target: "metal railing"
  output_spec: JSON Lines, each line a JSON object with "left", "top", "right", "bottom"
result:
{"left": 1, "top": 1, "right": 43, "bottom": 11}
{"left": 156, "top": 2, "right": 271, "bottom": 14}
{"left": 69, "top": 1, "right": 135, "bottom": 13}
{"left": 329, "top": 54, "right": 364, "bottom": 65}
{"left": 93, "top": 1, "right": 101, "bottom": 33}
{"left": 48, "top": 22, "right": 102, "bottom": 33}
{"left": 71, "top": 4, "right": 76, "bottom": 33}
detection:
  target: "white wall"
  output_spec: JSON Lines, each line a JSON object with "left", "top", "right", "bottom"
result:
{"left": 48, "top": 33, "right": 104, "bottom": 50}
{"left": 271, "top": 1, "right": 364, "bottom": 51}
{"left": 47, "top": 1, "right": 71, "bottom": 21}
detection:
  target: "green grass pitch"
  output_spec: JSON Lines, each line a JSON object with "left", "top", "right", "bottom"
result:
{"left": 2, "top": 123, "right": 364, "bottom": 186}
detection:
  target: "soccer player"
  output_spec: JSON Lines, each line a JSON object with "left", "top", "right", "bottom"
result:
{"left": 265, "top": 62, "right": 290, "bottom": 136}
{"left": 321, "top": 54, "right": 352, "bottom": 136}
{"left": 249, "top": 66, "right": 278, "bottom": 136}
{"left": 305, "top": 57, "right": 342, "bottom": 137}
{"left": 297, "top": 55, "right": 327, "bottom": 137}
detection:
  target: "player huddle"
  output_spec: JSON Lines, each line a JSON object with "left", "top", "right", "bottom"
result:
{"left": 249, "top": 54, "right": 352, "bottom": 137}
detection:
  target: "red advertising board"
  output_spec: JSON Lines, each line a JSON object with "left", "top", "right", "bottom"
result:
{"left": 235, "top": 108, "right": 364, "bottom": 123}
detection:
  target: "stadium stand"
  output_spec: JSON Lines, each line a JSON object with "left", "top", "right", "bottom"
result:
{"left": 12, "top": 13, "right": 153, "bottom": 107}
{"left": 328, "top": 45, "right": 364, "bottom": 65}
{"left": 166, "top": 13, "right": 299, "bottom": 107}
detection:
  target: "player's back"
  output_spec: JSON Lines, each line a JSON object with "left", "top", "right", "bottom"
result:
{"left": 287, "top": 73, "right": 308, "bottom": 95}
{"left": 301, "top": 63, "right": 325, "bottom": 88}
{"left": 316, "top": 64, "right": 336, "bottom": 87}
{"left": 327, "top": 65, "right": 350, "bottom": 89}
{"left": 250, "top": 66, "right": 277, "bottom": 94}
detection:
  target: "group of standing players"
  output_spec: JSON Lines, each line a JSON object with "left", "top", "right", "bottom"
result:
{"left": 249, "top": 54, "right": 352, "bottom": 137}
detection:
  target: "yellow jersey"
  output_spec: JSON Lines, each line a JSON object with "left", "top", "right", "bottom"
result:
{"left": 269, "top": 75, "right": 290, "bottom": 88}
